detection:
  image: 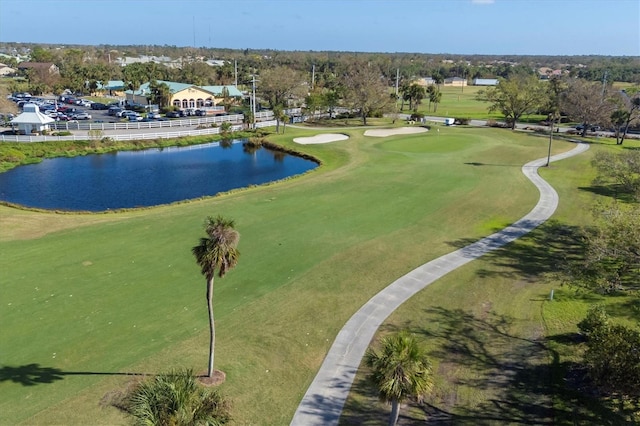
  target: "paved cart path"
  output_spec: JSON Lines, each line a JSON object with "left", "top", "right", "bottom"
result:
{"left": 290, "top": 142, "right": 589, "bottom": 425}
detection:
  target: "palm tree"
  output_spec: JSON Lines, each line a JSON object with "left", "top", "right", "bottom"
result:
{"left": 365, "top": 331, "right": 433, "bottom": 426}
{"left": 124, "top": 369, "right": 231, "bottom": 425}
{"left": 192, "top": 216, "right": 240, "bottom": 378}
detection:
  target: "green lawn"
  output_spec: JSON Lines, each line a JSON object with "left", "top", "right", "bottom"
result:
{"left": 0, "top": 127, "right": 631, "bottom": 424}
{"left": 409, "top": 84, "right": 547, "bottom": 124}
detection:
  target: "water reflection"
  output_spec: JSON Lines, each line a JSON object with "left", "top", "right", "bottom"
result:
{"left": 0, "top": 139, "right": 316, "bottom": 211}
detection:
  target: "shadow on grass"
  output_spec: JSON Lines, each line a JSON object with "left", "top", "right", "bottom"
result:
{"left": 391, "top": 308, "right": 627, "bottom": 425}
{"left": 0, "top": 363, "right": 148, "bottom": 386}
{"left": 578, "top": 184, "right": 638, "bottom": 203}
{"left": 447, "top": 220, "right": 585, "bottom": 282}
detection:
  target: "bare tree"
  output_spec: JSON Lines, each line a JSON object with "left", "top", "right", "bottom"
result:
{"left": 258, "top": 66, "right": 307, "bottom": 109}
{"left": 560, "top": 78, "right": 615, "bottom": 137}
{"left": 342, "top": 62, "right": 393, "bottom": 125}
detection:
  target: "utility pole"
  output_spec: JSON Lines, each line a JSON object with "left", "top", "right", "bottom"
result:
{"left": 252, "top": 74, "right": 257, "bottom": 130}
{"left": 311, "top": 64, "right": 315, "bottom": 90}
{"left": 234, "top": 60, "right": 238, "bottom": 87}
{"left": 601, "top": 71, "right": 608, "bottom": 101}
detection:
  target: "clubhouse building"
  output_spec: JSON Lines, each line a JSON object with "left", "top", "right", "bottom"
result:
{"left": 125, "top": 80, "right": 243, "bottom": 109}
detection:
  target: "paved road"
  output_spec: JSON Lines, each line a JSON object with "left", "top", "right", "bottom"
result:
{"left": 290, "top": 141, "right": 590, "bottom": 425}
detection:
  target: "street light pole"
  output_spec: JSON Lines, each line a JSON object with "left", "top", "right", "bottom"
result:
{"left": 546, "top": 114, "right": 554, "bottom": 167}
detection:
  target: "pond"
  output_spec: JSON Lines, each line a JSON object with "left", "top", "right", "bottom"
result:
{"left": 0, "top": 140, "right": 317, "bottom": 211}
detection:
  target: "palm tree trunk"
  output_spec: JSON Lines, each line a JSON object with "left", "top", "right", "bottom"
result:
{"left": 207, "top": 276, "right": 215, "bottom": 377}
{"left": 388, "top": 399, "right": 400, "bottom": 426}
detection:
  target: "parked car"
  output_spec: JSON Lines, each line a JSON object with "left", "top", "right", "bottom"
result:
{"left": 108, "top": 106, "right": 123, "bottom": 116}
{"left": 147, "top": 112, "right": 161, "bottom": 119}
{"left": 72, "top": 112, "right": 92, "bottom": 120}
{"left": 127, "top": 113, "right": 143, "bottom": 121}
{"left": 195, "top": 109, "right": 207, "bottom": 116}
{"left": 166, "top": 111, "right": 182, "bottom": 118}
{"left": 91, "top": 102, "right": 108, "bottom": 110}
{"left": 575, "top": 124, "right": 601, "bottom": 132}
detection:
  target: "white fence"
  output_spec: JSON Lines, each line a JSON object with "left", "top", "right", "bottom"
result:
{"left": 50, "top": 113, "right": 245, "bottom": 131}
{"left": 0, "top": 124, "right": 245, "bottom": 143}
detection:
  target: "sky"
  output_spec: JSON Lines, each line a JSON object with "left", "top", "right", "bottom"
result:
{"left": 0, "top": 0, "right": 638, "bottom": 56}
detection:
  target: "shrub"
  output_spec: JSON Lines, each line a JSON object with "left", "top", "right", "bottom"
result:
{"left": 577, "top": 305, "right": 609, "bottom": 337}
{"left": 455, "top": 117, "right": 471, "bottom": 125}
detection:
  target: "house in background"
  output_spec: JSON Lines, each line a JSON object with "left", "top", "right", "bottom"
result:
{"left": 97, "top": 80, "right": 125, "bottom": 96}
{"left": 473, "top": 78, "right": 499, "bottom": 86}
{"left": 17, "top": 62, "right": 59, "bottom": 75}
{"left": 414, "top": 77, "right": 435, "bottom": 86}
{"left": 10, "top": 103, "right": 55, "bottom": 134}
{"left": 444, "top": 77, "right": 467, "bottom": 87}
{"left": 0, "top": 63, "right": 16, "bottom": 76}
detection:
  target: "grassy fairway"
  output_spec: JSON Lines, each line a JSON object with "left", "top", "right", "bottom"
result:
{"left": 1, "top": 126, "right": 580, "bottom": 424}
{"left": 341, "top": 137, "right": 640, "bottom": 424}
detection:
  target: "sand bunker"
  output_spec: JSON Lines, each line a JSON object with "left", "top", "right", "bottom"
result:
{"left": 293, "top": 133, "right": 349, "bottom": 144}
{"left": 363, "top": 127, "right": 429, "bottom": 137}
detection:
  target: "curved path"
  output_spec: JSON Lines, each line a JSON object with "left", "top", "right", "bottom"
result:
{"left": 291, "top": 142, "right": 589, "bottom": 425}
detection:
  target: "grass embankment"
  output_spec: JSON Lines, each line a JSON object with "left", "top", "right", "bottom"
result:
{"left": 1, "top": 125, "right": 572, "bottom": 425}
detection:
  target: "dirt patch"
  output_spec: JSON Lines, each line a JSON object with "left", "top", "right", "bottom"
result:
{"left": 198, "top": 369, "right": 226, "bottom": 386}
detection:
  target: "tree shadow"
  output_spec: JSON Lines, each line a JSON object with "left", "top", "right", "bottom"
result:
{"left": 447, "top": 220, "right": 585, "bottom": 282}
{"left": 399, "top": 307, "right": 629, "bottom": 425}
{"left": 297, "top": 366, "right": 367, "bottom": 425}
{"left": 0, "top": 363, "right": 148, "bottom": 387}
{"left": 463, "top": 162, "right": 522, "bottom": 167}
{"left": 578, "top": 184, "right": 637, "bottom": 203}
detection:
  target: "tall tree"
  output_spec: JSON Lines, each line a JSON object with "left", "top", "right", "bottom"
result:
{"left": 430, "top": 86, "right": 442, "bottom": 113}
{"left": 477, "top": 75, "right": 546, "bottom": 129}
{"left": 365, "top": 331, "right": 433, "bottom": 426}
{"left": 323, "top": 89, "right": 341, "bottom": 119}
{"left": 148, "top": 80, "right": 171, "bottom": 108}
{"left": 398, "top": 81, "right": 411, "bottom": 111}
{"left": 192, "top": 216, "right": 240, "bottom": 378}
{"left": 342, "top": 62, "right": 392, "bottom": 125}
{"left": 258, "top": 66, "right": 306, "bottom": 109}
{"left": 610, "top": 87, "right": 640, "bottom": 144}
{"left": 121, "top": 368, "right": 231, "bottom": 425}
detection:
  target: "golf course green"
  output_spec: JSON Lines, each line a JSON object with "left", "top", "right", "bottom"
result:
{"left": 0, "top": 125, "right": 601, "bottom": 424}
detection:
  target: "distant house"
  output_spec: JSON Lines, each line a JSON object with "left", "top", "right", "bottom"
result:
{"left": 126, "top": 80, "right": 242, "bottom": 109}
{"left": 17, "top": 62, "right": 59, "bottom": 75}
{"left": 443, "top": 77, "right": 467, "bottom": 87}
{"left": 473, "top": 78, "right": 499, "bottom": 86}
{"left": 538, "top": 67, "right": 565, "bottom": 80}
{"left": 10, "top": 104, "right": 55, "bottom": 134}
{"left": 414, "top": 77, "right": 435, "bottom": 86}
{"left": 0, "top": 63, "right": 16, "bottom": 76}
{"left": 205, "top": 59, "right": 226, "bottom": 67}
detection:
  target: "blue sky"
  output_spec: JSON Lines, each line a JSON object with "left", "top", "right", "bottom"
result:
{"left": 0, "top": 0, "right": 638, "bottom": 56}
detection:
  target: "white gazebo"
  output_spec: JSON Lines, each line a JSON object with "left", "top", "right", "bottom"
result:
{"left": 10, "top": 103, "right": 55, "bottom": 134}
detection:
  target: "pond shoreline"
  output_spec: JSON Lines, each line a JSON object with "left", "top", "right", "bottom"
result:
{"left": 0, "top": 131, "right": 321, "bottom": 214}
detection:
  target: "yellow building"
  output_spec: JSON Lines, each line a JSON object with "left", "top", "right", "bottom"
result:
{"left": 126, "top": 80, "right": 243, "bottom": 109}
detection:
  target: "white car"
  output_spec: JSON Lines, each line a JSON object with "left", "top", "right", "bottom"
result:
{"left": 72, "top": 112, "right": 92, "bottom": 120}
